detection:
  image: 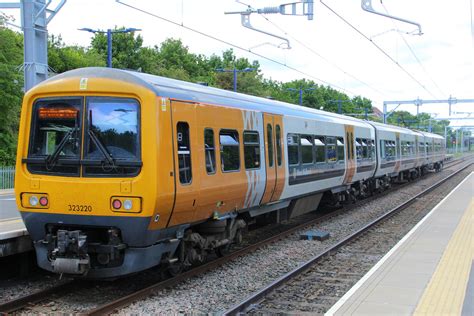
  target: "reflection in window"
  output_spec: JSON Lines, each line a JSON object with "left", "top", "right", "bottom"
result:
{"left": 315, "top": 136, "right": 326, "bottom": 163}
{"left": 84, "top": 97, "right": 140, "bottom": 176}
{"left": 301, "top": 135, "right": 313, "bottom": 164}
{"left": 355, "top": 138, "right": 362, "bottom": 160}
{"left": 337, "top": 137, "right": 345, "bottom": 162}
{"left": 287, "top": 134, "right": 299, "bottom": 165}
{"left": 28, "top": 98, "right": 82, "bottom": 175}
{"left": 220, "top": 130, "right": 240, "bottom": 172}
{"left": 326, "top": 137, "right": 337, "bottom": 162}
{"left": 267, "top": 124, "right": 274, "bottom": 167}
{"left": 362, "top": 139, "right": 368, "bottom": 158}
{"left": 177, "top": 122, "right": 192, "bottom": 184}
{"left": 276, "top": 125, "right": 282, "bottom": 166}
{"left": 204, "top": 129, "right": 216, "bottom": 174}
{"left": 244, "top": 131, "right": 260, "bottom": 169}
{"left": 86, "top": 97, "right": 139, "bottom": 160}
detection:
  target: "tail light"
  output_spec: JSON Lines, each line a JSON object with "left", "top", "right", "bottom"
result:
{"left": 110, "top": 197, "right": 141, "bottom": 213}
{"left": 21, "top": 193, "right": 49, "bottom": 209}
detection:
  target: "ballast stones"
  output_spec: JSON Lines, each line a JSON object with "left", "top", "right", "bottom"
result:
{"left": 300, "top": 230, "right": 330, "bottom": 241}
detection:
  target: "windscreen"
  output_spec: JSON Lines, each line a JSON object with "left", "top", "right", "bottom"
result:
{"left": 84, "top": 97, "right": 141, "bottom": 176}
{"left": 26, "top": 96, "right": 141, "bottom": 177}
{"left": 28, "top": 98, "right": 82, "bottom": 175}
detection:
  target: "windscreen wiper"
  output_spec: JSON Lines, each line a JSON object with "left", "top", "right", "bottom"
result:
{"left": 88, "top": 130, "right": 116, "bottom": 167}
{"left": 45, "top": 128, "right": 75, "bottom": 167}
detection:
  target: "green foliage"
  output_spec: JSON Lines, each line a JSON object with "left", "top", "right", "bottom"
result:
{"left": 90, "top": 28, "right": 144, "bottom": 70}
{"left": 0, "top": 25, "right": 23, "bottom": 166}
{"left": 1, "top": 23, "right": 456, "bottom": 164}
{"left": 48, "top": 35, "right": 105, "bottom": 73}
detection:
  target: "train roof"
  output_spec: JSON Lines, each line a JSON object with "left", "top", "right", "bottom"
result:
{"left": 418, "top": 131, "right": 445, "bottom": 140}
{"left": 40, "top": 68, "right": 445, "bottom": 140}
{"left": 368, "top": 121, "right": 424, "bottom": 136}
{"left": 43, "top": 67, "right": 372, "bottom": 128}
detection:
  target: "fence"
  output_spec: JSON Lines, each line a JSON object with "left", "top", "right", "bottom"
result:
{"left": 0, "top": 166, "right": 15, "bottom": 190}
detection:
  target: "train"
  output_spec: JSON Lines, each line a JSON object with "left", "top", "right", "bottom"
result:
{"left": 15, "top": 67, "right": 445, "bottom": 278}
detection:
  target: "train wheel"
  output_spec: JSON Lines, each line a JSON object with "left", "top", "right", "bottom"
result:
{"left": 216, "top": 244, "right": 231, "bottom": 257}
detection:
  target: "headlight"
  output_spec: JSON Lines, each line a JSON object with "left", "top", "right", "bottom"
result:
{"left": 21, "top": 193, "right": 49, "bottom": 209}
{"left": 29, "top": 195, "right": 39, "bottom": 206}
{"left": 110, "top": 196, "right": 141, "bottom": 213}
{"left": 123, "top": 199, "right": 133, "bottom": 210}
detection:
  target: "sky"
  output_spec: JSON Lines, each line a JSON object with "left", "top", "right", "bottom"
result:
{"left": 2, "top": 0, "right": 474, "bottom": 129}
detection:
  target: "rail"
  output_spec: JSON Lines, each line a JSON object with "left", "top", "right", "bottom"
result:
{"left": 222, "top": 161, "right": 473, "bottom": 315}
{"left": 0, "top": 156, "right": 471, "bottom": 314}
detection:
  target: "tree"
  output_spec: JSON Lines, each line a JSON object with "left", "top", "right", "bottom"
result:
{"left": 90, "top": 27, "right": 144, "bottom": 70}
{"left": 48, "top": 35, "right": 105, "bottom": 73}
{"left": 0, "top": 25, "right": 23, "bottom": 165}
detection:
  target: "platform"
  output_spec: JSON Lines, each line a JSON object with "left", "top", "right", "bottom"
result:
{"left": 327, "top": 172, "right": 474, "bottom": 316}
{"left": 0, "top": 190, "right": 31, "bottom": 257}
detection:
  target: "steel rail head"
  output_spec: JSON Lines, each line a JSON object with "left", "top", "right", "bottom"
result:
{"left": 222, "top": 161, "right": 473, "bottom": 315}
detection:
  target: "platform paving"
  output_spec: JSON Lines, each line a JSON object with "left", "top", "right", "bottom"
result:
{"left": 327, "top": 172, "right": 474, "bottom": 316}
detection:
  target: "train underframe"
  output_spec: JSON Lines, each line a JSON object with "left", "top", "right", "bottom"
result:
{"left": 39, "top": 160, "right": 444, "bottom": 278}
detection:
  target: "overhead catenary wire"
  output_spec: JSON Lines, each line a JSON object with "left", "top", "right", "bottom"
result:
{"left": 115, "top": 0, "right": 357, "bottom": 96}
{"left": 381, "top": 3, "right": 446, "bottom": 98}
{"left": 257, "top": 13, "right": 386, "bottom": 97}
{"left": 319, "top": 0, "right": 438, "bottom": 99}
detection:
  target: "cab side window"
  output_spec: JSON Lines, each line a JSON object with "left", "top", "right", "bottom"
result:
{"left": 204, "top": 129, "right": 216, "bottom": 174}
{"left": 177, "top": 122, "right": 192, "bottom": 184}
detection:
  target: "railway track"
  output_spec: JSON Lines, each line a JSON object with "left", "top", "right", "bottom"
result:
{"left": 223, "top": 161, "right": 473, "bottom": 315}
{"left": 0, "top": 155, "right": 471, "bottom": 314}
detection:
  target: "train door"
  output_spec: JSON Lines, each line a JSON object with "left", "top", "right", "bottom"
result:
{"left": 343, "top": 125, "right": 356, "bottom": 184}
{"left": 271, "top": 115, "right": 285, "bottom": 202}
{"left": 168, "top": 100, "right": 200, "bottom": 227}
{"left": 260, "top": 113, "right": 277, "bottom": 204}
{"left": 395, "top": 133, "right": 401, "bottom": 172}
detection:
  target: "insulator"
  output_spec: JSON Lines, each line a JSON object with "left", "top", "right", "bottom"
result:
{"left": 257, "top": 6, "right": 280, "bottom": 14}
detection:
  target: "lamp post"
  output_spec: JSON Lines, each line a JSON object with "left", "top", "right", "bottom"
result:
{"left": 287, "top": 87, "right": 315, "bottom": 105}
{"left": 215, "top": 67, "right": 255, "bottom": 92}
{"left": 79, "top": 27, "right": 141, "bottom": 68}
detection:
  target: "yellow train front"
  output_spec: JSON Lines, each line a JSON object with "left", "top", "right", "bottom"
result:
{"left": 15, "top": 68, "right": 186, "bottom": 278}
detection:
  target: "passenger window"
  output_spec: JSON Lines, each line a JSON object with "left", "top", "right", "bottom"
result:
{"left": 287, "top": 133, "right": 299, "bottom": 165}
{"left": 367, "top": 139, "right": 372, "bottom": 159}
{"left": 362, "top": 139, "right": 368, "bottom": 158}
{"left": 204, "top": 129, "right": 216, "bottom": 174}
{"left": 337, "top": 137, "right": 345, "bottom": 161}
{"left": 356, "top": 138, "right": 362, "bottom": 160}
{"left": 267, "top": 124, "right": 274, "bottom": 167}
{"left": 315, "top": 136, "right": 326, "bottom": 163}
{"left": 301, "top": 135, "right": 313, "bottom": 164}
{"left": 276, "top": 125, "right": 282, "bottom": 166}
{"left": 177, "top": 122, "right": 192, "bottom": 184}
{"left": 371, "top": 140, "right": 375, "bottom": 159}
{"left": 220, "top": 130, "right": 240, "bottom": 172}
{"left": 326, "top": 137, "right": 337, "bottom": 162}
{"left": 244, "top": 131, "right": 260, "bottom": 169}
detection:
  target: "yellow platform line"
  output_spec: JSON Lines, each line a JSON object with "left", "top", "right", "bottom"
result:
{"left": 414, "top": 199, "right": 474, "bottom": 315}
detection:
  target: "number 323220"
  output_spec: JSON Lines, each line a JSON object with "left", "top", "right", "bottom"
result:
{"left": 68, "top": 204, "right": 92, "bottom": 212}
